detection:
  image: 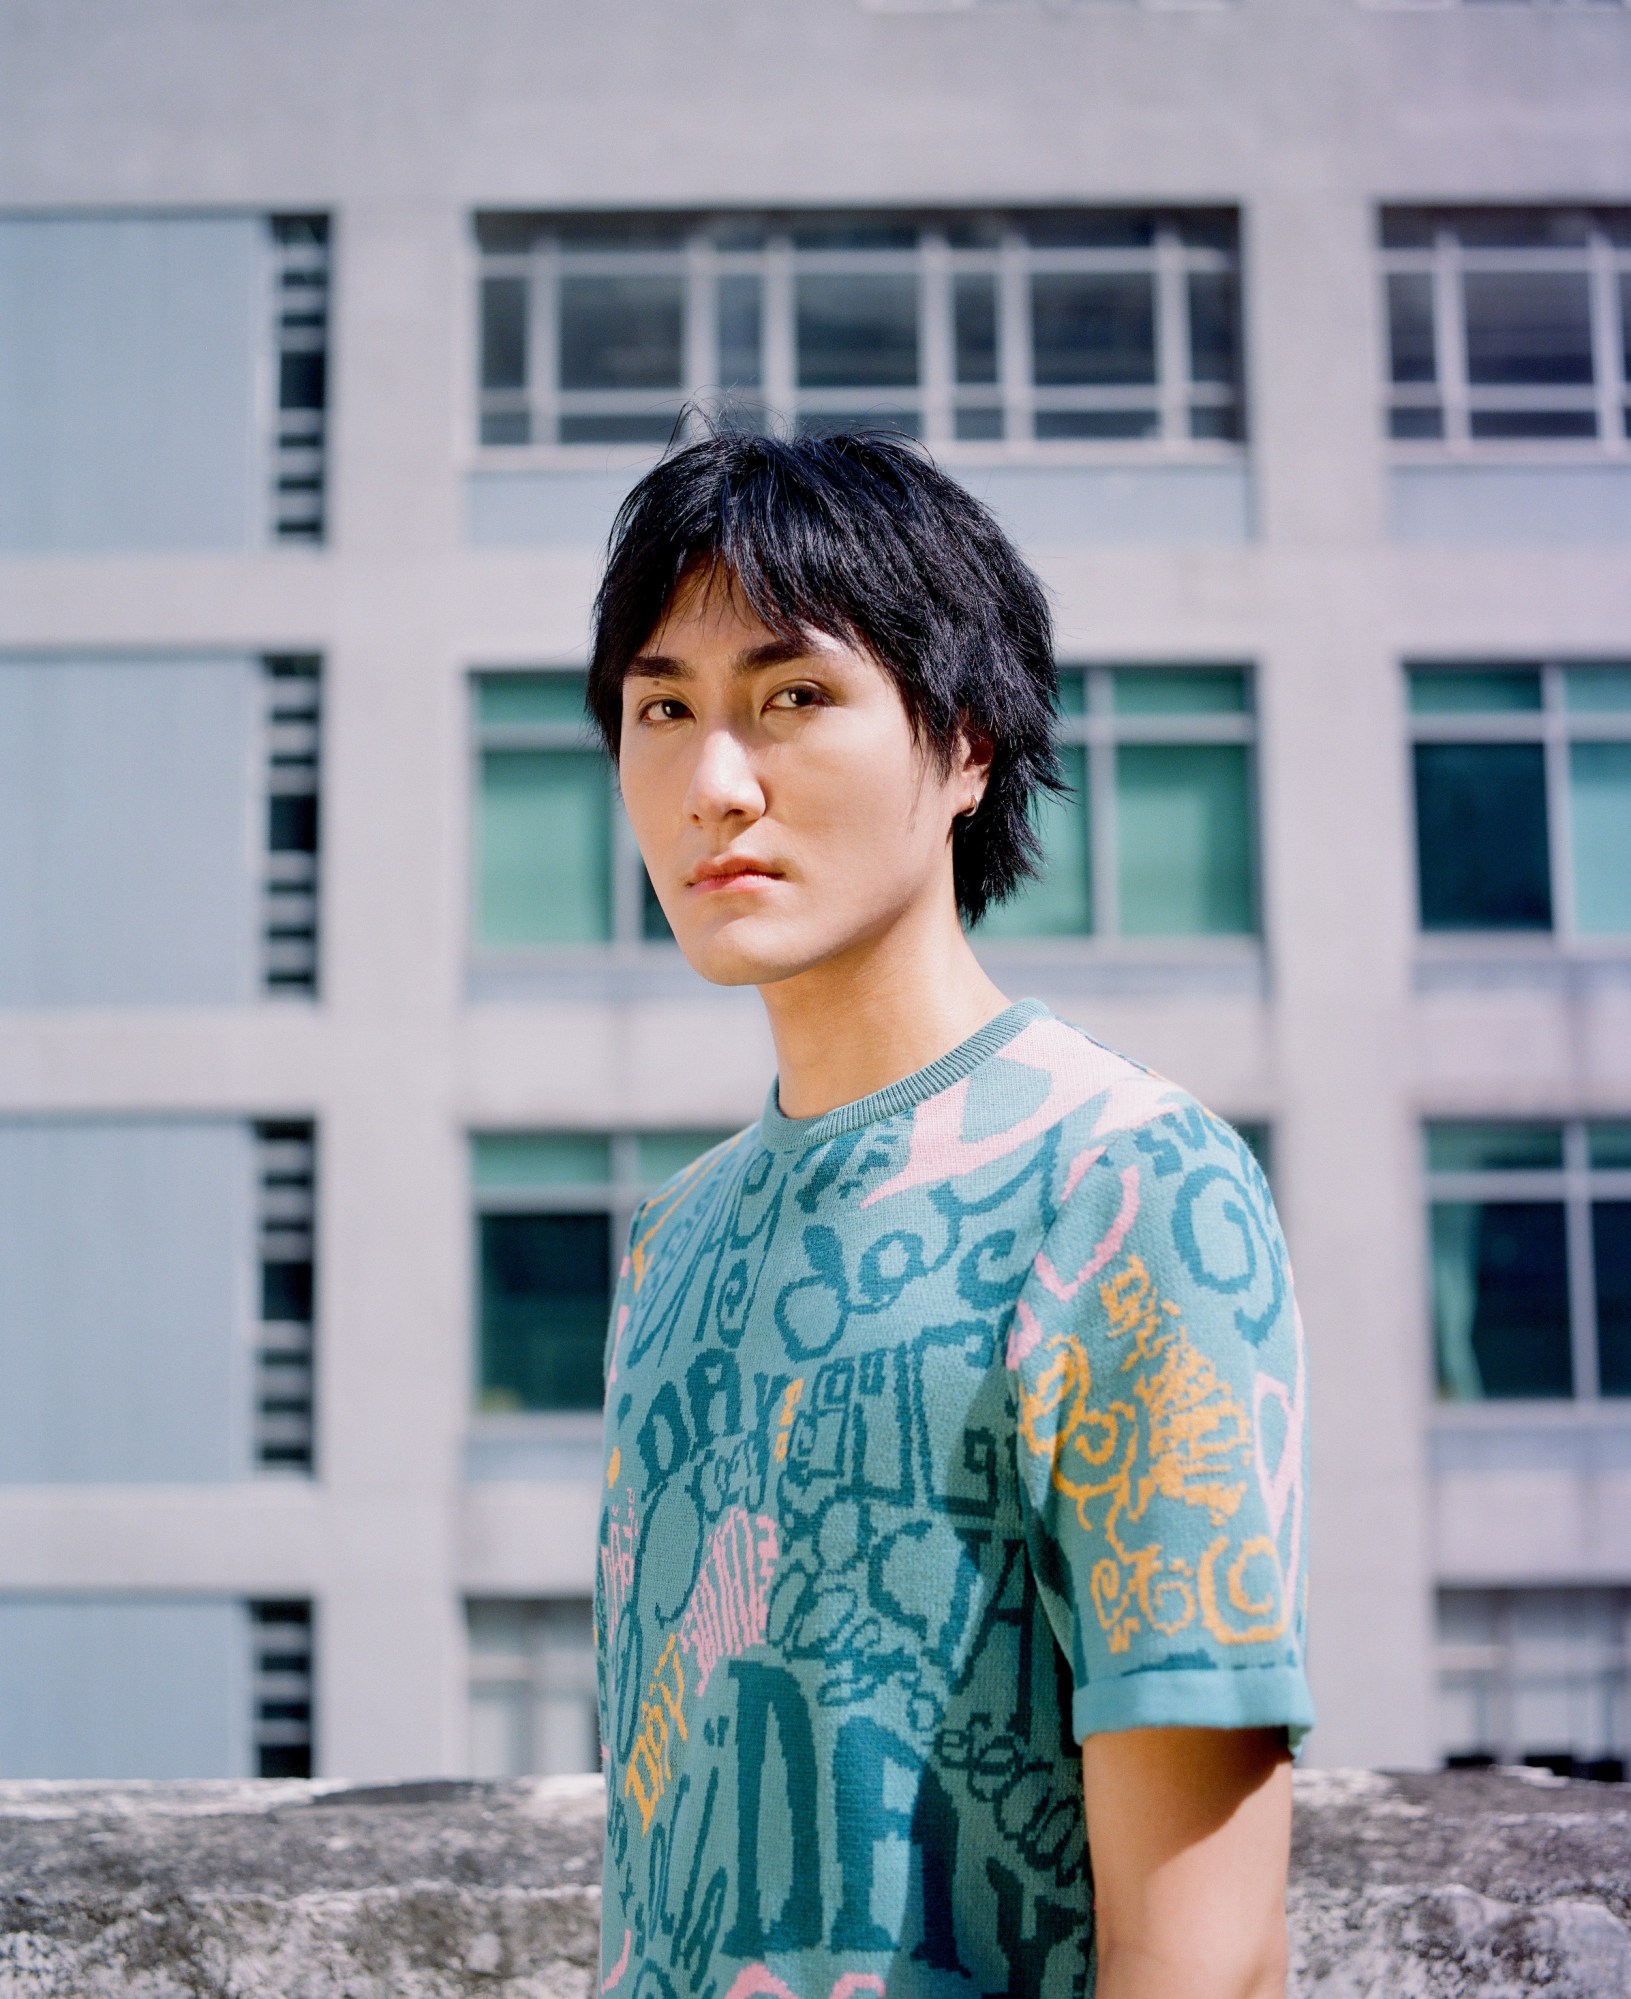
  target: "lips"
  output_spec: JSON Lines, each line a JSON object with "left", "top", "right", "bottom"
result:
{"left": 687, "top": 856, "right": 784, "bottom": 889}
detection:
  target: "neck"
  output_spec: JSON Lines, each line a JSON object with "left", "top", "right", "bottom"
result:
{"left": 757, "top": 896, "right": 1012, "bottom": 1121}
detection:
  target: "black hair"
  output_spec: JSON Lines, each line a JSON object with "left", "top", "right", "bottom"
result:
{"left": 585, "top": 426, "right": 1063, "bottom": 928}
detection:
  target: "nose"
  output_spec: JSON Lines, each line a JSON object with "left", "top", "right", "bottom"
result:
{"left": 683, "top": 723, "right": 765, "bottom": 828}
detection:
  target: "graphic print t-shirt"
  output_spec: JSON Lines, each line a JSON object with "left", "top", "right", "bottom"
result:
{"left": 594, "top": 997, "right": 1312, "bottom": 1999}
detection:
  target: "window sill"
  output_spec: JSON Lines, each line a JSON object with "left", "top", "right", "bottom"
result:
{"left": 465, "top": 1412, "right": 602, "bottom": 1483}
{"left": 1430, "top": 1404, "right": 1631, "bottom": 1476}
{"left": 1414, "top": 944, "right": 1631, "bottom": 996}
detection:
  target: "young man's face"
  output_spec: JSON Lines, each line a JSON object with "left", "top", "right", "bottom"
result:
{"left": 617, "top": 567, "right": 983, "bottom": 988}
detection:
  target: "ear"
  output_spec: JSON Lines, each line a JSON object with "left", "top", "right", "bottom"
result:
{"left": 955, "top": 718, "right": 996, "bottom": 809}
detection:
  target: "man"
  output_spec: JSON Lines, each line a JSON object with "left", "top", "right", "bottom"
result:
{"left": 587, "top": 430, "right": 1311, "bottom": 1999}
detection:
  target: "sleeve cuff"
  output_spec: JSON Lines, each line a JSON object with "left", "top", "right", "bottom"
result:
{"left": 1072, "top": 1663, "right": 1315, "bottom": 1754}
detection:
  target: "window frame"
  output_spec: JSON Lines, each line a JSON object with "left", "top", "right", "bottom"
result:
{"left": 1407, "top": 660, "right": 1631, "bottom": 952}
{"left": 1380, "top": 209, "right": 1631, "bottom": 454}
{"left": 472, "top": 209, "right": 1246, "bottom": 464}
{"left": 468, "top": 666, "right": 664, "bottom": 964}
{"left": 468, "top": 1129, "right": 734, "bottom": 1433}
{"left": 976, "top": 661, "right": 1264, "bottom": 953}
{"left": 1424, "top": 1117, "right": 1631, "bottom": 1410}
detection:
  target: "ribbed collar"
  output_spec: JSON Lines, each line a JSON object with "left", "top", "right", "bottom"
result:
{"left": 756, "top": 996, "right": 1052, "bottom": 1155}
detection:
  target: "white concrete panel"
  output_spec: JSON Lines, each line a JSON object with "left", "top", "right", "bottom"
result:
{"left": 0, "top": 216, "right": 263, "bottom": 552}
{"left": 0, "top": 1595, "right": 248, "bottom": 1778}
{"left": 0, "top": 654, "right": 260, "bottom": 1007}
{"left": 1390, "top": 465, "right": 1631, "bottom": 545}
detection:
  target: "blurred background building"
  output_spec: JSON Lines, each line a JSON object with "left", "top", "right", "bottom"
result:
{"left": 1, "top": 0, "right": 1629, "bottom": 1783}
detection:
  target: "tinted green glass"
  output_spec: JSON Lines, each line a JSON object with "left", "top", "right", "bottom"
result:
{"left": 1409, "top": 669, "right": 1543, "bottom": 715}
{"left": 1055, "top": 672, "right": 1087, "bottom": 716}
{"left": 1426, "top": 1123, "right": 1565, "bottom": 1174}
{"left": 1112, "top": 668, "right": 1248, "bottom": 717}
{"left": 1414, "top": 744, "right": 1552, "bottom": 930}
{"left": 478, "top": 675, "right": 589, "bottom": 728}
{"left": 478, "top": 1211, "right": 611, "bottom": 1412}
{"left": 1569, "top": 743, "right": 1631, "bottom": 934}
{"left": 1030, "top": 273, "right": 1155, "bottom": 385}
{"left": 1564, "top": 665, "right": 1631, "bottom": 714}
{"left": 1431, "top": 1200, "right": 1572, "bottom": 1401}
{"left": 636, "top": 1131, "right": 739, "bottom": 1184}
{"left": 795, "top": 274, "right": 919, "bottom": 389}
{"left": 1115, "top": 744, "right": 1254, "bottom": 936}
{"left": 473, "top": 1133, "right": 613, "bottom": 1192}
{"left": 1589, "top": 1124, "right": 1631, "bottom": 1170}
{"left": 477, "top": 751, "right": 611, "bottom": 946}
{"left": 559, "top": 276, "right": 683, "bottom": 392}
{"left": 975, "top": 745, "right": 1092, "bottom": 938}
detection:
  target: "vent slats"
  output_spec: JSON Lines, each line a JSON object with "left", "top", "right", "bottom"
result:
{"left": 255, "top": 1122, "right": 316, "bottom": 1473}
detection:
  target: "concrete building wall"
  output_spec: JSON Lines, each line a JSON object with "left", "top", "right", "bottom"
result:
{"left": 0, "top": 0, "right": 1628, "bottom": 1777}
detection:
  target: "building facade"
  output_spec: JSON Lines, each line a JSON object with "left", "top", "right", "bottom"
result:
{"left": 1, "top": 0, "right": 1629, "bottom": 1783}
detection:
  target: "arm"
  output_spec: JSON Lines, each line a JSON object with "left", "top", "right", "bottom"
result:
{"left": 1082, "top": 1725, "right": 1293, "bottom": 1999}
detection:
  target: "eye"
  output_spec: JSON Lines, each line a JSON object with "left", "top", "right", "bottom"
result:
{"left": 766, "top": 682, "right": 827, "bottom": 712}
{"left": 638, "top": 695, "right": 691, "bottom": 724}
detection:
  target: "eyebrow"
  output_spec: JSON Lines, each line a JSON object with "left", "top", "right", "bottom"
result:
{"left": 625, "top": 637, "right": 820, "bottom": 684}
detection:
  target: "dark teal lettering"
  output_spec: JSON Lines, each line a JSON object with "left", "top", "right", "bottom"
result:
{"left": 722, "top": 1661, "right": 822, "bottom": 1954}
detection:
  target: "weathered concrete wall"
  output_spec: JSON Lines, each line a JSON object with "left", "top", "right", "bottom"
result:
{"left": 0, "top": 1767, "right": 1625, "bottom": 1997}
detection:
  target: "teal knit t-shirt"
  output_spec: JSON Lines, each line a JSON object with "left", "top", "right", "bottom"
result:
{"left": 593, "top": 997, "right": 1312, "bottom": 1999}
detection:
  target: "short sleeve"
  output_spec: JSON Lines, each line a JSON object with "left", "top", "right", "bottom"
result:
{"left": 1006, "top": 1101, "right": 1314, "bottom": 1753}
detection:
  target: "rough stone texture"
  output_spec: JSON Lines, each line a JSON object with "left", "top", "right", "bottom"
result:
{"left": 0, "top": 1767, "right": 1624, "bottom": 1996}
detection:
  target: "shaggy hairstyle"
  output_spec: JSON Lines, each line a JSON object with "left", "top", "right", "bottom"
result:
{"left": 585, "top": 427, "right": 1063, "bottom": 927}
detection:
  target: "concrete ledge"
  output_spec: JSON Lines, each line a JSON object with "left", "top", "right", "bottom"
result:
{"left": 0, "top": 1767, "right": 1626, "bottom": 1995}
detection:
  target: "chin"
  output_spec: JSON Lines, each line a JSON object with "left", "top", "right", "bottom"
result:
{"left": 673, "top": 914, "right": 837, "bottom": 989}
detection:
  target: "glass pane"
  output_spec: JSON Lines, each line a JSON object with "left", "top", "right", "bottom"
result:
{"left": 1431, "top": 1200, "right": 1573, "bottom": 1401}
{"left": 718, "top": 274, "right": 762, "bottom": 390}
{"left": 794, "top": 408, "right": 920, "bottom": 440}
{"left": 1469, "top": 409, "right": 1598, "bottom": 442}
{"left": 1589, "top": 1124, "right": 1631, "bottom": 1169}
{"left": 268, "top": 795, "right": 318, "bottom": 854}
{"left": 1034, "top": 409, "right": 1157, "bottom": 441}
{"left": 473, "top": 1133, "right": 613, "bottom": 1192}
{"left": 477, "top": 751, "right": 611, "bottom": 947}
{"left": 953, "top": 275, "right": 999, "bottom": 385}
{"left": 791, "top": 220, "right": 916, "bottom": 251}
{"left": 478, "top": 1211, "right": 611, "bottom": 1412}
{"left": 278, "top": 350, "right": 326, "bottom": 413}
{"left": 1426, "top": 1122, "right": 1565, "bottom": 1174}
{"left": 1463, "top": 271, "right": 1595, "bottom": 386}
{"left": 478, "top": 674, "right": 589, "bottom": 728}
{"left": 1414, "top": 743, "right": 1553, "bottom": 930}
{"left": 953, "top": 406, "right": 1004, "bottom": 442}
{"left": 1031, "top": 274, "right": 1156, "bottom": 386}
{"left": 1024, "top": 213, "right": 1156, "bottom": 251}
{"left": 558, "top": 412, "right": 680, "bottom": 445}
{"left": 1116, "top": 744, "right": 1255, "bottom": 936}
{"left": 1569, "top": 742, "right": 1631, "bottom": 934}
{"left": 559, "top": 276, "right": 684, "bottom": 392}
{"left": 1594, "top": 1203, "right": 1631, "bottom": 1397}
{"left": 481, "top": 410, "right": 531, "bottom": 446}
{"left": 1409, "top": 668, "right": 1543, "bottom": 715}
{"left": 481, "top": 276, "right": 528, "bottom": 391}
{"left": 1390, "top": 406, "right": 1445, "bottom": 442}
{"left": 1190, "top": 403, "right": 1242, "bottom": 443}
{"left": 975, "top": 744, "right": 1092, "bottom": 938}
{"left": 1187, "top": 270, "right": 1238, "bottom": 387}
{"left": 641, "top": 867, "right": 673, "bottom": 942}
{"left": 636, "top": 1131, "right": 738, "bottom": 1184}
{"left": 1387, "top": 273, "right": 1438, "bottom": 386}
{"left": 1565, "top": 665, "right": 1631, "bottom": 713}
{"left": 1055, "top": 672, "right": 1087, "bottom": 716}
{"left": 1113, "top": 667, "right": 1248, "bottom": 716}
{"left": 1622, "top": 274, "right": 1631, "bottom": 383}
{"left": 795, "top": 274, "right": 919, "bottom": 389}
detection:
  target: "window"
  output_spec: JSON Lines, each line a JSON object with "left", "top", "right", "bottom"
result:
{"left": 1426, "top": 1119, "right": 1631, "bottom": 1402}
{"left": 1381, "top": 208, "right": 1631, "bottom": 445}
{"left": 467, "top": 1598, "right": 598, "bottom": 1776}
{"left": 255, "top": 1123, "right": 317, "bottom": 1473}
{"left": 472, "top": 1131, "right": 734, "bottom": 1414}
{"left": 1410, "top": 663, "right": 1631, "bottom": 939}
{"left": 262, "top": 656, "right": 322, "bottom": 994}
{"left": 251, "top": 1599, "right": 315, "bottom": 1778}
{"left": 0, "top": 213, "right": 330, "bottom": 552}
{"left": 471, "top": 670, "right": 666, "bottom": 952}
{"left": 976, "top": 666, "right": 1258, "bottom": 942}
{"left": 475, "top": 210, "right": 1242, "bottom": 450}
{"left": 1438, "top": 1589, "right": 1629, "bottom": 1784}
{"left": 269, "top": 218, "right": 330, "bottom": 541}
